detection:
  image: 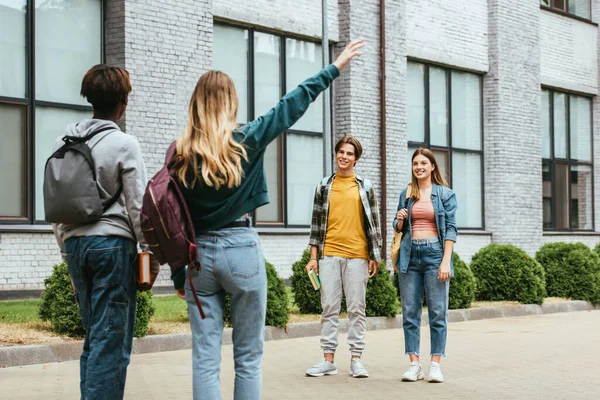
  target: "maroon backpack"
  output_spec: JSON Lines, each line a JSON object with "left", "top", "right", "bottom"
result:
{"left": 140, "top": 141, "right": 205, "bottom": 318}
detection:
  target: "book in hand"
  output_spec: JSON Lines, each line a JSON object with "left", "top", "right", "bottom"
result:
{"left": 138, "top": 252, "right": 151, "bottom": 285}
{"left": 308, "top": 269, "right": 321, "bottom": 291}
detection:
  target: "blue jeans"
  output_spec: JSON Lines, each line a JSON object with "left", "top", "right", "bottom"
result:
{"left": 65, "top": 235, "right": 137, "bottom": 400}
{"left": 186, "top": 226, "right": 267, "bottom": 400}
{"left": 398, "top": 238, "right": 449, "bottom": 357}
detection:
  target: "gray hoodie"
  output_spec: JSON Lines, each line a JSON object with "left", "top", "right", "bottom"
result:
{"left": 52, "top": 119, "right": 159, "bottom": 273}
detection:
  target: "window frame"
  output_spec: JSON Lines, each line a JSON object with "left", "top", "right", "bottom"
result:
{"left": 542, "top": 88, "right": 595, "bottom": 232}
{"left": 407, "top": 60, "right": 485, "bottom": 230}
{"left": 540, "top": 0, "right": 595, "bottom": 25}
{"left": 0, "top": 0, "right": 105, "bottom": 224}
{"left": 214, "top": 20, "right": 330, "bottom": 228}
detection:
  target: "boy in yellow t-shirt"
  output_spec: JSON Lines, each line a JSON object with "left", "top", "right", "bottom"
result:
{"left": 305, "top": 136, "right": 382, "bottom": 378}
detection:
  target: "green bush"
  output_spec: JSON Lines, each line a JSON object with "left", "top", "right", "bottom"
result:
{"left": 291, "top": 248, "right": 396, "bottom": 316}
{"left": 449, "top": 253, "right": 476, "bottom": 309}
{"left": 470, "top": 244, "right": 546, "bottom": 305}
{"left": 223, "top": 260, "right": 290, "bottom": 327}
{"left": 536, "top": 242, "right": 600, "bottom": 305}
{"left": 39, "top": 262, "right": 156, "bottom": 338}
{"left": 365, "top": 262, "right": 398, "bottom": 317}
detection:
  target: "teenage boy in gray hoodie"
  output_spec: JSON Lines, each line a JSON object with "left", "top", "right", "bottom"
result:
{"left": 51, "top": 64, "right": 159, "bottom": 400}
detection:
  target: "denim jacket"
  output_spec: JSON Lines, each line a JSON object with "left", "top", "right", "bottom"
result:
{"left": 392, "top": 184, "right": 458, "bottom": 276}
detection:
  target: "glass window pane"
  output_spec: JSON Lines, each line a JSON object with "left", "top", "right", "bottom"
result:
{"left": 285, "top": 38, "right": 323, "bottom": 132}
{"left": 0, "top": 103, "right": 27, "bottom": 217}
{"left": 553, "top": 94, "right": 568, "bottom": 159}
{"left": 451, "top": 71, "right": 481, "bottom": 150}
{"left": 571, "top": 165, "right": 593, "bottom": 230}
{"left": 213, "top": 25, "right": 248, "bottom": 123}
{"left": 35, "top": 0, "right": 102, "bottom": 105}
{"left": 429, "top": 67, "right": 447, "bottom": 146}
{"left": 35, "top": 107, "right": 91, "bottom": 220}
{"left": 452, "top": 152, "right": 482, "bottom": 228}
{"left": 407, "top": 62, "right": 425, "bottom": 143}
{"left": 568, "top": 0, "right": 591, "bottom": 19}
{"left": 554, "top": 0, "right": 566, "bottom": 10}
{"left": 543, "top": 162, "right": 552, "bottom": 229}
{"left": 287, "top": 134, "right": 323, "bottom": 225}
{"left": 254, "top": 32, "right": 281, "bottom": 116}
{"left": 554, "top": 163, "right": 570, "bottom": 229}
{"left": 541, "top": 90, "right": 551, "bottom": 158}
{"left": 0, "top": 0, "right": 27, "bottom": 98}
{"left": 431, "top": 150, "right": 450, "bottom": 185}
{"left": 569, "top": 95, "right": 591, "bottom": 162}
{"left": 256, "top": 137, "right": 283, "bottom": 222}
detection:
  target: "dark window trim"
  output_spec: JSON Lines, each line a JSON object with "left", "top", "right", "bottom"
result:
{"left": 542, "top": 88, "right": 595, "bottom": 232}
{"left": 407, "top": 61, "right": 485, "bottom": 230}
{"left": 0, "top": 0, "right": 105, "bottom": 225}
{"left": 540, "top": 3, "right": 596, "bottom": 26}
{"left": 215, "top": 21, "right": 329, "bottom": 228}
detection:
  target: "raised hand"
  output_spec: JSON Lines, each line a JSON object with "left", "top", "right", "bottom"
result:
{"left": 333, "top": 39, "right": 366, "bottom": 71}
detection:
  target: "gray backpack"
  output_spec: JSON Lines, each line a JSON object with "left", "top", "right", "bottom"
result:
{"left": 43, "top": 126, "right": 122, "bottom": 224}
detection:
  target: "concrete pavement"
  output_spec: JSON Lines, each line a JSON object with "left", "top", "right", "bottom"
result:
{"left": 1, "top": 311, "right": 598, "bottom": 399}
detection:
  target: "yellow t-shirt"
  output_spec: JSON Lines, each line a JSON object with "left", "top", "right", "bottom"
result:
{"left": 323, "top": 174, "right": 369, "bottom": 260}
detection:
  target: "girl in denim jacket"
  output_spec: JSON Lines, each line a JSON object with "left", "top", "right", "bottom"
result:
{"left": 393, "top": 148, "right": 458, "bottom": 383}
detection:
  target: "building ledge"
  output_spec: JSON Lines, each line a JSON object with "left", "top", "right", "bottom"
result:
{"left": 543, "top": 231, "right": 600, "bottom": 237}
{"left": 0, "top": 225, "right": 53, "bottom": 234}
{"left": 540, "top": 5, "right": 598, "bottom": 27}
{"left": 458, "top": 229, "right": 492, "bottom": 236}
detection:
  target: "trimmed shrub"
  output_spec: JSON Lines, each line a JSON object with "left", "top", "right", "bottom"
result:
{"left": 449, "top": 253, "right": 476, "bottom": 309}
{"left": 291, "top": 248, "right": 396, "bottom": 316}
{"left": 223, "top": 260, "right": 290, "bottom": 327}
{"left": 470, "top": 244, "right": 546, "bottom": 305}
{"left": 365, "top": 262, "right": 398, "bottom": 317}
{"left": 536, "top": 242, "right": 600, "bottom": 305}
{"left": 39, "top": 262, "right": 156, "bottom": 338}
{"left": 290, "top": 248, "right": 326, "bottom": 314}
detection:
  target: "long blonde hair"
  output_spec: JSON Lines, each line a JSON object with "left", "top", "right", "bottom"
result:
{"left": 410, "top": 147, "right": 448, "bottom": 201}
{"left": 176, "top": 70, "right": 248, "bottom": 189}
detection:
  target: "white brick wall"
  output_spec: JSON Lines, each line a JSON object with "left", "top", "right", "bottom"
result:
{"left": 0, "top": 232, "right": 61, "bottom": 290}
{"left": 406, "top": 0, "right": 488, "bottom": 72}
{"left": 540, "top": 10, "right": 598, "bottom": 95}
{"left": 214, "top": 0, "right": 339, "bottom": 41}
{"left": 541, "top": 234, "right": 600, "bottom": 248}
{"left": 483, "top": 0, "right": 543, "bottom": 256}
{"left": 454, "top": 233, "right": 492, "bottom": 262}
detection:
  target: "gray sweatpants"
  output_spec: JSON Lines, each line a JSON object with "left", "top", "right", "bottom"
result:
{"left": 319, "top": 256, "right": 369, "bottom": 357}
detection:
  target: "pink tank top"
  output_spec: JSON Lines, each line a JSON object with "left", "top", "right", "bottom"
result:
{"left": 411, "top": 198, "right": 437, "bottom": 232}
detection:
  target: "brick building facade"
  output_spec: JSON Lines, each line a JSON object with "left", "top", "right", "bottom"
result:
{"left": 1, "top": 0, "right": 599, "bottom": 291}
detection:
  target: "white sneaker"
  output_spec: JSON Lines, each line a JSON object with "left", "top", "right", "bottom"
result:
{"left": 350, "top": 358, "right": 369, "bottom": 378}
{"left": 305, "top": 359, "right": 338, "bottom": 377}
{"left": 428, "top": 362, "right": 444, "bottom": 383}
{"left": 401, "top": 361, "right": 425, "bottom": 382}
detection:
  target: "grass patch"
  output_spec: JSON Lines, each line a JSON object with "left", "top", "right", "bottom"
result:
{"left": 151, "top": 295, "right": 189, "bottom": 323}
{"left": 0, "top": 299, "right": 41, "bottom": 323}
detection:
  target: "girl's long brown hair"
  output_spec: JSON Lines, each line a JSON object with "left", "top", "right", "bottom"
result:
{"left": 409, "top": 147, "right": 448, "bottom": 201}
{"left": 176, "top": 70, "right": 248, "bottom": 190}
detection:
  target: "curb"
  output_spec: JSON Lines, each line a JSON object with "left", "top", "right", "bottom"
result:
{"left": 1, "top": 300, "right": 598, "bottom": 368}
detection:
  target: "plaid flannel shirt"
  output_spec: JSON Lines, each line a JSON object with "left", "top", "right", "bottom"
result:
{"left": 308, "top": 173, "right": 383, "bottom": 262}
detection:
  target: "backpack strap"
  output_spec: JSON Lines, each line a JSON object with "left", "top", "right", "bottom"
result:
{"left": 362, "top": 178, "right": 372, "bottom": 193}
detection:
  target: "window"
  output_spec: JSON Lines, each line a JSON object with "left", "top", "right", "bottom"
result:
{"left": 542, "top": 89, "right": 593, "bottom": 231}
{"left": 407, "top": 61, "right": 484, "bottom": 229}
{"left": 0, "top": 0, "right": 102, "bottom": 223}
{"left": 213, "top": 23, "right": 327, "bottom": 227}
{"left": 540, "top": 0, "right": 591, "bottom": 20}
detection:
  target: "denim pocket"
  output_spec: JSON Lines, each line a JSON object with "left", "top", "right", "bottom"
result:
{"left": 428, "top": 240, "right": 443, "bottom": 253}
{"left": 107, "top": 300, "right": 128, "bottom": 333}
{"left": 224, "top": 240, "right": 260, "bottom": 279}
{"left": 88, "top": 246, "right": 124, "bottom": 287}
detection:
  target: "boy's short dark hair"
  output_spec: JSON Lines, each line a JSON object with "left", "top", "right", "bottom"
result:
{"left": 334, "top": 136, "right": 363, "bottom": 161}
{"left": 80, "top": 64, "right": 132, "bottom": 112}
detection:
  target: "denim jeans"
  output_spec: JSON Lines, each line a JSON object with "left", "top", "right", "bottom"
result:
{"left": 65, "top": 235, "right": 137, "bottom": 400}
{"left": 319, "top": 256, "right": 369, "bottom": 356}
{"left": 186, "top": 225, "right": 267, "bottom": 400}
{"left": 398, "top": 238, "right": 449, "bottom": 357}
